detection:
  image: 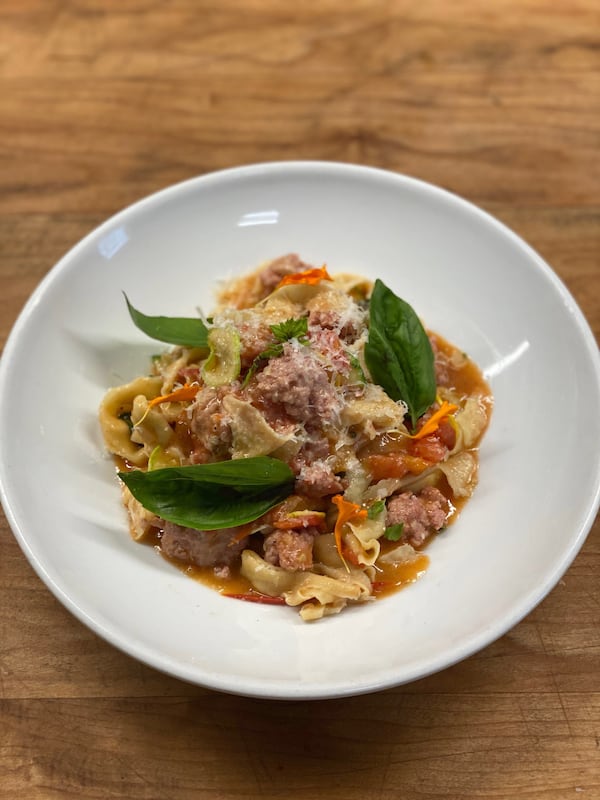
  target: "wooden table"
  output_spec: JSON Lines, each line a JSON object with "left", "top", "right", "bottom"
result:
{"left": 1, "top": 2, "right": 598, "bottom": 797}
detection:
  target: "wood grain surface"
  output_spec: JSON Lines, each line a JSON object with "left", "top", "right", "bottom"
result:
{"left": 1, "top": 2, "right": 598, "bottom": 798}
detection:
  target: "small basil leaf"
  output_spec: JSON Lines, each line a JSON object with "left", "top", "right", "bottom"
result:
{"left": 367, "top": 499, "right": 386, "bottom": 519}
{"left": 384, "top": 523, "right": 405, "bottom": 542}
{"left": 364, "top": 279, "right": 436, "bottom": 429}
{"left": 124, "top": 294, "right": 209, "bottom": 348}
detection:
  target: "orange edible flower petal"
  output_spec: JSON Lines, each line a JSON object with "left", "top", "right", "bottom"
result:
{"left": 136, "top": 383, "right": 200, "bottom": 426}
{"left": 276, "top": 265, "right": 333, "bottom": 288}
{"left": 147, "top": 383, "right": 200, "bottom": 410}
{"left": 410, "top": 401, "right": 458, "bottom": 440}
{"left": 331, "top": 494, "right": 367, "bottom": 571}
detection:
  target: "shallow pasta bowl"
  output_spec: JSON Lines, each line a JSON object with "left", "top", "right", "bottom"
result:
{"left": 1, "top": 162, "right": 599, "bottom": 699}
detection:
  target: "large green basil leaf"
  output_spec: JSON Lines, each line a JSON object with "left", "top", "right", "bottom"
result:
{"left": 119, "top": 457, "right": 295, "bottom": 530}
{"left": 364, "top": 279, "right": 436, "bottom": 428}
{"left": 125, "top": 294, "right": 209, "bottom": 348}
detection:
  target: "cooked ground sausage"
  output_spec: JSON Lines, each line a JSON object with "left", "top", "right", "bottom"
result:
{"left": 161, "top": 521, "right": 247, "bottom": 567}
{"left": 253, "top": 342, "right": 341, "bottom": 425}
{"left": 263, "top": 528, "right": 317, "bottom": 571}
{"left": 386, "top": 487, "right": 449, "bottom": 547}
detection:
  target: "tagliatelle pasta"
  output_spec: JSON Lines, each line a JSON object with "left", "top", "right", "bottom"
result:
{"left": 99, "top": 254, "right": 493, "bottom": 620}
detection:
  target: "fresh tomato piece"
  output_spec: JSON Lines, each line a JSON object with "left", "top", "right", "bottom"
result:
{"left": 437, "top": 419, "right": 456, "bottom": 450}
{"left": 362, "top": 453, "right": 430, "bottom": 481}
{"left": 362, "top": 454, "right": 410, "bottom": 481}
{"left": 410, "top": 434, "right": 447, "bottom": 463}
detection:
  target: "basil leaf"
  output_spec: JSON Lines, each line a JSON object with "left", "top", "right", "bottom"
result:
{"left": 384, "top": 523, "right": 404, "bottom": 542}
{"left": 364, "top": 279, "right": 436, "bottom": 429}
{"left": 124, "top": 294, "right": 209, "bottom": 348}
{"left": 118, "top": 457, "right": 295, "bottom": 531}
{"left": 121, "top": 477, "right": 291, "bottom": 531}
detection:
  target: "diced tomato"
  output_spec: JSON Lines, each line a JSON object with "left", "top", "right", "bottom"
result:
{"left": 403, "top": 455, "right": 432, "bottom": 474}
{"left": 437, "top": 419, "right": 456, "bottom": 450}
{"left": 362, "top": 454, "right": 409, "bottom": 481}
{"left": 409, "top": 434, "right": 447, "bottom": 463}
{"left": 362, "top": 453, "right": 430, "bottom": 481}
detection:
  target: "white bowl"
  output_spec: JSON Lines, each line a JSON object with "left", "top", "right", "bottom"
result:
{"left": 1, "top": 162, "right": 599, "bottom": 699}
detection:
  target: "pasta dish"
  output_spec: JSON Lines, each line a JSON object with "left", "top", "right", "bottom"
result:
{"left": 99, "top": 255, "right": 492, "bottom": 620}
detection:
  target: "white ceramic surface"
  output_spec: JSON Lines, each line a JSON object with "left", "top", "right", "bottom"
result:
{"left": 1, "top": 162, "right": 599, "bottom": 699}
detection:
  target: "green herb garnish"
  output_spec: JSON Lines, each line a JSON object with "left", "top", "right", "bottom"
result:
{"left": 118, "top": 411, "right": 133, "bottom": 432}
{"left": 124, "top": 294, "right": 209, "bottom": 348}
{"left": 364, "top": 279, "right": 436, "bottom": 429}
{"left": 270, "top": 317, "right": 309, "bottom": 342}
{"left": 243, "top": 317, "right": 309, "bottom": 386}
{"left": 119, "top": 456, "right": 295, "bottom": 531}
{"left": 367, "top": 499, "right": 386, "bottom": 519}
{"left": 384, "top": 523, "right": 405, "bottom": 542}
{"left": 347, "top": 351, "right": 366, "bottom": 383}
